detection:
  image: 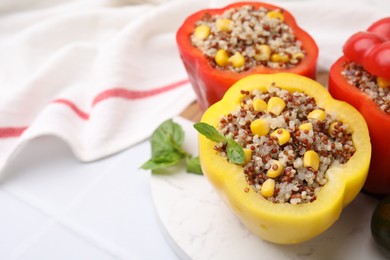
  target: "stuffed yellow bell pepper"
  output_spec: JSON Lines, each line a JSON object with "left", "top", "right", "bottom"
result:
{"left": 197, "top": 73, "right": 371, "bottom": 244}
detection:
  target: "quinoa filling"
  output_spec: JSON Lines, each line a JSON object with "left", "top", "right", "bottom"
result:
{"left": 342, "top": 61, "right": 390, "bottom": 114}
{"left": 215, "top": 84, "right": 355, "bottom": 204}
{"left": 190, "top": 5, "right": 306, "bottom": 72}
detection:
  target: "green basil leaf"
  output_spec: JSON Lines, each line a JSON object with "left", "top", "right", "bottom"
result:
{"left": 186, "top": 156, "right": 203, "bottom": 175}
{"left": 141, "top": 118, "right": 206, "bottom": 176}
{"left": 226, "top": 137, "right": 245, "bottom": 164}
{"left": 193, "top": 122, "right": 226, "bottom": 143}
{"left": 151, "top": 119, "right": 185, "bottom": 157}
{"left": 141, "top": 151, "right": 183, "bottom": 170}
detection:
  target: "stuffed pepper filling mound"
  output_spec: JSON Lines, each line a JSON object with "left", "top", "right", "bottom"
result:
{"left": 342, "top": 61, "right": 390, "bottom": 114}
{"left": 191, "top": 5, "right": 305, "bottom": 72}
{"left": 215, "top": 84, "right": 356, "bottom": 204}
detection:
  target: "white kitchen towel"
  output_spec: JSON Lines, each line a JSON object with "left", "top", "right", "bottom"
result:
{"left": 0, "top": 0, "right": 388, "bottom": 178}
{"left": 0, "top": 0, "right": 202, "bottom": 177}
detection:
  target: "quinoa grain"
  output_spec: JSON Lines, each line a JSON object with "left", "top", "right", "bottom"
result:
{"left": 215, "top": 85, "right": 355, "bottom": 204}
{"left": 191, "top": 5, "right": 305, "bottom": 72}
{"left": 342, "top": 61, "right": 390, "bottom": 114}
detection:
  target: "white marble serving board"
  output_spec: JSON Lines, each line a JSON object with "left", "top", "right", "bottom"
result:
{"left": 150, "top": 117, "right": 386, "bottom": 260}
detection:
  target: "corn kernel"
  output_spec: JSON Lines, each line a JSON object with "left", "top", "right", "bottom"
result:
{"left": 377, "top": 77, "right": 390, "bottom": 88}
{"left": 271, "top": 128, "right": 291, "bottom": 145}
{"left": 250, "top": 119, "right": 270, "bottom": 136}
{"left": 216, "top": 18, "right": 232, "bottom": 32}
{"left": 266, "top": 10, "right": 284, "bottom": 21}
{"left": 193, "top": 24, "right": 210, "bottom": 40}
{"left": 271, "top": 53, "right": 290, "bottom": 63}
{"left": 292, "top": 52, "right": 305, "bottom": 60}
{"left": 290, "top": 52, "right": 305, "bottom": 64}
{"left": 303, "top": 150, "right": 320, "bottom": 171}
{"left": 267, "top": 97, "right": 286, "bottom": 116}
{"left": 261, "top": 178, "right": 275, "bottom": 197}
{"left": 307, "top": 109, "right": 326, "bottom": 122}
{"left": 299, "top": 122, "right": 313, "bottom": 131}
{"left": 243, "top": 148, "right": 252, "bottom": 165}
{"left": 252, "top": 99, "right": 267, "bottom": 113}
{"left": 328, "top": 122, "right": 339, "bottom": 137}
{"left": 229, "top": 52, "right": 245, "bottom": 68}
{"left": 215, "top": 49, "right": 229, "bottom": 67}
{"left": 267, "top": 160, "right": 284, "bottom": 178}
{"left": 254, "top": 44, "right": 271, "bottom": 61}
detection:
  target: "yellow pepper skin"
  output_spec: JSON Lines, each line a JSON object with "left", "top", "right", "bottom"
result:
{"left": 198, "top": 73, "right": 371, "bottom": 244}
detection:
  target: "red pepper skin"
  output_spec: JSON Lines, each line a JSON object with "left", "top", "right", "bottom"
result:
{"left": 364, "top": 41, "right": 390, "bottom": 80}
{"left": 343, "top": 17, "right": 390, "bottom": 80}
{"left": 342, "top": 32, "right": 384, "bottom": 67}
{"left": 368, "top": 17, "right": 390, "bottom": 40}
{"left": 328, "top": 56, "right": 390, "bottom": 195}
{"left": 176, "top": 2, "right": 318, "bottom": 110}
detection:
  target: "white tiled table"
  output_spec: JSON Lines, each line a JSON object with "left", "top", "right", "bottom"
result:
{"left": 0, "top": 135, "right": 178, "bottom": 259}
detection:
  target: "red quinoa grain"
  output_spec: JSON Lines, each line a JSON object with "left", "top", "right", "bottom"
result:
{"left": 215, "top": 85, "right": 355, "bottom": 204}
{"left": 191, "top": 5, "right": 305, "bottom": 72}
{"left": 342, "top": 61, "right": 390, "bottom": 114}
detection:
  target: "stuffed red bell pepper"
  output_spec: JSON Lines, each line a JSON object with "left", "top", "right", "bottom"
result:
{"left": 176, "top": 2, "right": 318, "bottom": 110}
{"left": 328, "top": 17, "right": 390, "bottom": 195}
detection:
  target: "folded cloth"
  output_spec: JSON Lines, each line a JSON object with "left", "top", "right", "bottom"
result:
{"left": 0, "top": 0, "right": 388, "bottom": 178}
{"left": 0, "top": 0, "right": 205, "bottom": 177}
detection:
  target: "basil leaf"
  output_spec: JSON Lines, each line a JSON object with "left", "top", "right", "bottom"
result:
{"left": 193, "top": 122, "right": 226, "bottom": 143}
{"left": 141, "top": 151, "right": 183, "bottom": 170}
{"left": 151, "top": 119, "right": 185, "bottom": 157}
{"left": 194, "top": 122, "right": 244, "bottom": 165}
{"left": 186, "top": 156, "right": 203, "bottom": 175}
{"left": 141, "top": 118, "right": 204, "bottom": 175}
{"left": 226, "top": 137, "right": 245, "bottom": 164}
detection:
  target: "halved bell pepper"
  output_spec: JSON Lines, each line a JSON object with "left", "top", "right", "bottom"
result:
{"left": 198, "top": 73, "right": 370, "bottom": 244}
{"left": 328, "top": 17, "right": 390, "bottom": 195}
{"left": 176, "top": 2, "right": 318, "bottom": 110}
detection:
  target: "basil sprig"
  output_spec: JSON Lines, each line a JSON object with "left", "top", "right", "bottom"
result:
{"left": 141, "top": 119, "right": 202, "bottom": 175}
{"left": 193, "top": 122, "right": 244, "bottom": 164}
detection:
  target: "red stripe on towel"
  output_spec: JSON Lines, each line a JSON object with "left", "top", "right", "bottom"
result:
{"left": 52, "top": 99, "right": 90, "bottom": 120}
{"left": 93, "top": 79, "right": 189, "bottom": 105}
{"left": 53, "top": 79, "right": 189, "bottom": 120}
{"left": 0, "top": 127, "right": 28, "bottom": 138}
{"left": 0, "top": 79, "right": 190, "bottom": 138}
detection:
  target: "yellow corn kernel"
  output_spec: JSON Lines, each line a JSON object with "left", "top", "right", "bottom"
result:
{"left": 303, "top": 150, "right": 320, "bottom": 171}
{"left": 328, "top": 121, "right": 339, "bottom": 136}
{"left": 267, "top": 160, "right": 284, "bottom": 178}
{"left": 254, "top": 44, "right": 271, "bottom": 61}
{"left": 216, "top": 18, "right": 232, "bottom": 32}
{"left": 229, "top": 52, "right": 245, "bottom": 68}
{"left": 250, "top": 119, "right": 270, "bottom": 136}
{"left": 261, "top": 178, "right": 276, "bottom": 197}
{"left": 292, "top": 52, "right": 305, "bottom": 60}
{"left": 252, "top": 99, "right": 267, "bottom": 113}
{"left": 267, "top": 97, "right": 286, "bottom": 116}
{"left": 266, "top": 10, "right": 284, "bottom": 21}
{"left": 243, "top": 148, "right": 252, "bottom": 165}
{"left": 377, "top": 77, "right": 390, "bottom": 88}
{"left": 271, "top": 128, "right": 291, "bottom": 145}
{"left": 307, "top": 109, "right": 326, "bottom": 122}
{"left": 215, "top": 49, "right": 229, "bottom": 67}
{"left": 193, "top": 24, "right": 210, "bottom": 40}
{"left": 299, "top": 122, "right": 313, "bottom": 131}
{"left": 271, "top": 53, "right": 290, "bottom": 63}
{"left": 290, "top": 52, "right": 305, "bottom": 64}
